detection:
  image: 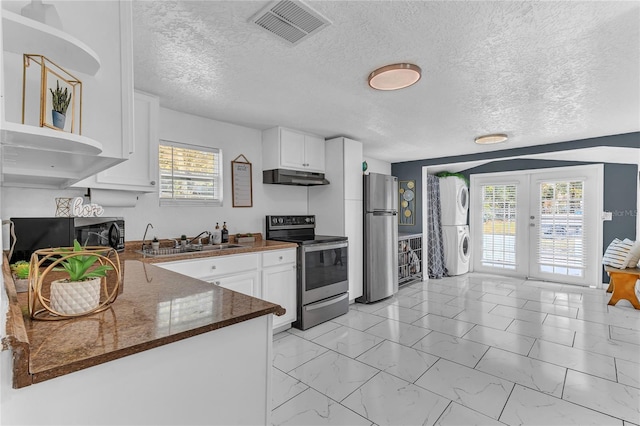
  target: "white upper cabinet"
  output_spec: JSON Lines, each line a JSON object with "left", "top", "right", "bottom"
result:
{"left": 0, "top": 1, "right": 133, "bottom": 189}
{"left": 262, "top": 126, "right": 325, "bottom": 173}
{"left": 76, "top": 91, "right": 159, "bottom": 192}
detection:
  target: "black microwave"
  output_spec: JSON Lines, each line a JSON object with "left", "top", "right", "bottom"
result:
{"left": 9, "top": 217, "right": 125, "bottom": 263}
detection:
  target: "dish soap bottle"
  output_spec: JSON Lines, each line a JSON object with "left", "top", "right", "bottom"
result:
{"left": 221, "top": 222, "right": 229, "bottom": 243}
{"left": 212, "top": 223, "right": 222, "bottom": 244}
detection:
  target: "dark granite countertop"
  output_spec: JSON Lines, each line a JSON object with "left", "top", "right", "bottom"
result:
{"left": 2, "top": 238, "right": 297, "bottom": 388}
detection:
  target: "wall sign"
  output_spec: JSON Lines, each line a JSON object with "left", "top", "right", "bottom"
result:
{"left": 231, "top": 154, "right": 253, "bottom": 207}
{"left": 72, "top": 197, "right": 104, "bottom": 217}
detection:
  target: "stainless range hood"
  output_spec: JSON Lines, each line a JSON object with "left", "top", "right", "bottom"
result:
{"left": 263, "top": 169, "right": 330, "bottom": 186}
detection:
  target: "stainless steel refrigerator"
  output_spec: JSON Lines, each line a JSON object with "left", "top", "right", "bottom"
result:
{"left": 358, "top": 173, "right": 398, "bottom": 303}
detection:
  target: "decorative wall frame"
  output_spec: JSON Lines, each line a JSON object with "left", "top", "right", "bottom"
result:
{"left": 22, "top": 54, "right": 82, "bottom": 134}
{"left": 55, "top": 197, "right": 73, "bottom": 217}
{"left": 231, "top": 154, "right": 253, "bottom": 207}
{"left": 399, "top": 180, "right": 416, "bottom": 226}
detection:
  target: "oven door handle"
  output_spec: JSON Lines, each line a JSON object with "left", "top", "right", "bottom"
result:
{"left": 302, "top": 241, "right": 348, "bottom": 253}
{"left": 305, "top": 293, "right": 349, "bottom": 311}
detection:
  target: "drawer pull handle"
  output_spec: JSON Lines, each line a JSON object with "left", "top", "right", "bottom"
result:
{"left": 279, "top": 256, "right": 283, "bottom": 260}
{"left": 211, "top": 265, "right": 217, "bottom": 269}
{"left": 214, "top": 281, "right": 220, "bottom": 285}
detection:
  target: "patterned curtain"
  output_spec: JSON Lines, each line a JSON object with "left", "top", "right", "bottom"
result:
{"left": 426, "top": 174, "right": 447, "bottom": 278}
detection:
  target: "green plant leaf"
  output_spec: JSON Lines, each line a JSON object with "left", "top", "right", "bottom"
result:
{"left": 83, "top": 265, "right": 113, "bottom": 279}
{"left": 52, "top": 239, "right": 115, "bottom": 281}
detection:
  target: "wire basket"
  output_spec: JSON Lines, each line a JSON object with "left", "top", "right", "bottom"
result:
{"left": 28, "top": 246, "right": 121, "bottom": 321}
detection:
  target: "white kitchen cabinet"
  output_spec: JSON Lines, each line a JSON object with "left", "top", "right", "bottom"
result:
{"left": 344, "top": 199, "right": 364, "bottom": 300}
{"left": 76, "top": 91, "right": 158, "bottom": 192}
{"left": 309, "top": 137, "right": 364, "bottom": 301}
{"left": 261, "top": 249, "right": 297, "bottom": 330}
{"left": 157, "top": 254, "right": 259, "bottom": 298}
{"left": 262, "top": 126, "right": 325, "bottom": 173}
{"left": 156, "top": 249, "right": 297, "bottom": 330}
{"left": 209, "top": 271, "right": 260, "bottom": 298}
{"left": 0, "top": 2, "right": 134, "bottom": 189}
{"left": 156, "top": 253, "right": 258, "bottom": 278}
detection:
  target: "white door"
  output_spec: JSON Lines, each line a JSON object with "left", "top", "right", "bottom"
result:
{"left": 528, "top": 166, "right": 602, "bottom": 286}
{"left": 472, "top": 175, "right": 528, "bottom": 276}
{"left": 471, "top": 165, "right": 603, "bottom": 286}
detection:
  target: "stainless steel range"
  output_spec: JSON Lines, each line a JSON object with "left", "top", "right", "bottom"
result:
{"left": 266, "top": 215, "right": 349, "bottom": 330}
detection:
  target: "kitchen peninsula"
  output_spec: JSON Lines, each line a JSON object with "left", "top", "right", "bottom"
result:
{"left": 1, "top": 239, "right": 296, "bottom": 425}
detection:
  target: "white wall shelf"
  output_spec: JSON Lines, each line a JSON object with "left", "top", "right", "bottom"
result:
{"left": 1, "top": 121, "right": 102, "bottom": 154}
{"left": 0, "top": 4, "right": 132, "bottom": 189}
{"left": 1, "top": 143, "right": 122, "bottom": 189}
{"left": 2, "top": 10, "right": 100, "bottom": 75}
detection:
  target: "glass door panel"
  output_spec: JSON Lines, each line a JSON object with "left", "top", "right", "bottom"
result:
{"left": 534, "top": 180, "right": 586, "bottom": 277}
{"left": 480, "top": 184, "right": 518, "bottom": 270}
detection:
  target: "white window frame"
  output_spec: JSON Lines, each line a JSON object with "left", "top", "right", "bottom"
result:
{"left": 158, "top": 140, "right": 223, "bottom": 207}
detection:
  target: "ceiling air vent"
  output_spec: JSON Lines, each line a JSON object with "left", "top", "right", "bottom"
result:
{"left": 250, "top": 0, "right": 331, "bottom": 46}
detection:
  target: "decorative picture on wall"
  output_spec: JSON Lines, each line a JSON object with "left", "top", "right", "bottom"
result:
{"left": 231, "top": 154, "right": 253, "bottom": 207}
{"left": 399, "top": 180, "right": 416, "bottom": 225}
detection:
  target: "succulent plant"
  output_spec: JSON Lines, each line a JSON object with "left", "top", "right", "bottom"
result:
{"left": 54, "top": 240, "right": 113, "bottom": 282}
{"left": 11, "top": 261, "right": 30, "bottom": 279}
{"left": 50, "top": 80, "right": 71, "bottom": 115}
{"left": 152, "top": 236, "right": 159, "bottom": 242}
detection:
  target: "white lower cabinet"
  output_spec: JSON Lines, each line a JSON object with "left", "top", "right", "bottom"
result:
{"left": 208, "top": 271, "right": 259, "bottom": 298}
{"left": 156, "top": 249, "right": 297, "bottom": 330}
{"left": 262, "top": 262, "right": 297, "bottom": 330}
{"left": 261, "top": 248, "right": 297, "bottom": 330}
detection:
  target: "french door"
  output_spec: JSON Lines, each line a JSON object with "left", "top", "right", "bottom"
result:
{"left": 470, "top": 165, "right": 603, "bottom": 286}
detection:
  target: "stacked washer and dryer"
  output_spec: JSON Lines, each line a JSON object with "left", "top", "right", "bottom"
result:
{"left": 439, "top": 176, "right": 471, "bottom": 275}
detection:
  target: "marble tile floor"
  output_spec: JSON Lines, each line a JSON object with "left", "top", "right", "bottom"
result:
{"left": 270, "top": 273, "right": 640, "bottom": 426}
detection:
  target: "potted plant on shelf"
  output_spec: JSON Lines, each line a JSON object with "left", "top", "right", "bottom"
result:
{"left": 180, "top": 234, "right": 188, "bottom": 247}
{"left": 49, "top": 80, "right": 71, "bottom": 130}
{"left": 10, "top": 260, "right": 30, "bottom": 293}
{"left": 50, "top": 240, "right": 113, "bottom": 315}
{"left": 151, "top": 237, "right": 160, "bottom": 251}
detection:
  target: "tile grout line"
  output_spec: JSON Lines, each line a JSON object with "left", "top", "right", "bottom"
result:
{"left": 496, "top": 382, "right": 517, "bottom": 423}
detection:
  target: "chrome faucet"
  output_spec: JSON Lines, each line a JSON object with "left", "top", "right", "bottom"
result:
{"left": 142, "top": 223, "right": 154, "bottom": 250}
{"left": 188, "top": 231, "right": 211, "bottom": 246}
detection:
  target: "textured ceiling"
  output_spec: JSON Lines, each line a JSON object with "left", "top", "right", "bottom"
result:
{"left": 132, "top": 1, "right": 640, "bottom": 163}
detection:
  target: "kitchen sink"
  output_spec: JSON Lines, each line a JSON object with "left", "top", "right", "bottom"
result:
{"left": 136, "top": 243, "right": 245, "bottom": 258}
{"left": 194, "top": 244, "right": 244, "bottom": 251}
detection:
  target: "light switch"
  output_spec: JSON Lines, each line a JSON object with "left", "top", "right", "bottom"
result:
{"left": 602, "top": 211, "right": 613, "bottom": 221}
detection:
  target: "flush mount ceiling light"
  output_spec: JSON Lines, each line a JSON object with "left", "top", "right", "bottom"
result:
{"left": 474, "top": 133, "right": 508, "bottom": 145}
{"left": 368, "top": 63, "right": 421, "bottom": 91}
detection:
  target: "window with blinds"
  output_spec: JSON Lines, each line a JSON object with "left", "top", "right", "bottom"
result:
{"left": 536, "top": 180, "right": 585, "bottom": 277}
{"left": 159, "top": 142, "right": 222, "bottom": 206}
{"left": 481, "top": 184, "right": 517, "bottom": 269}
